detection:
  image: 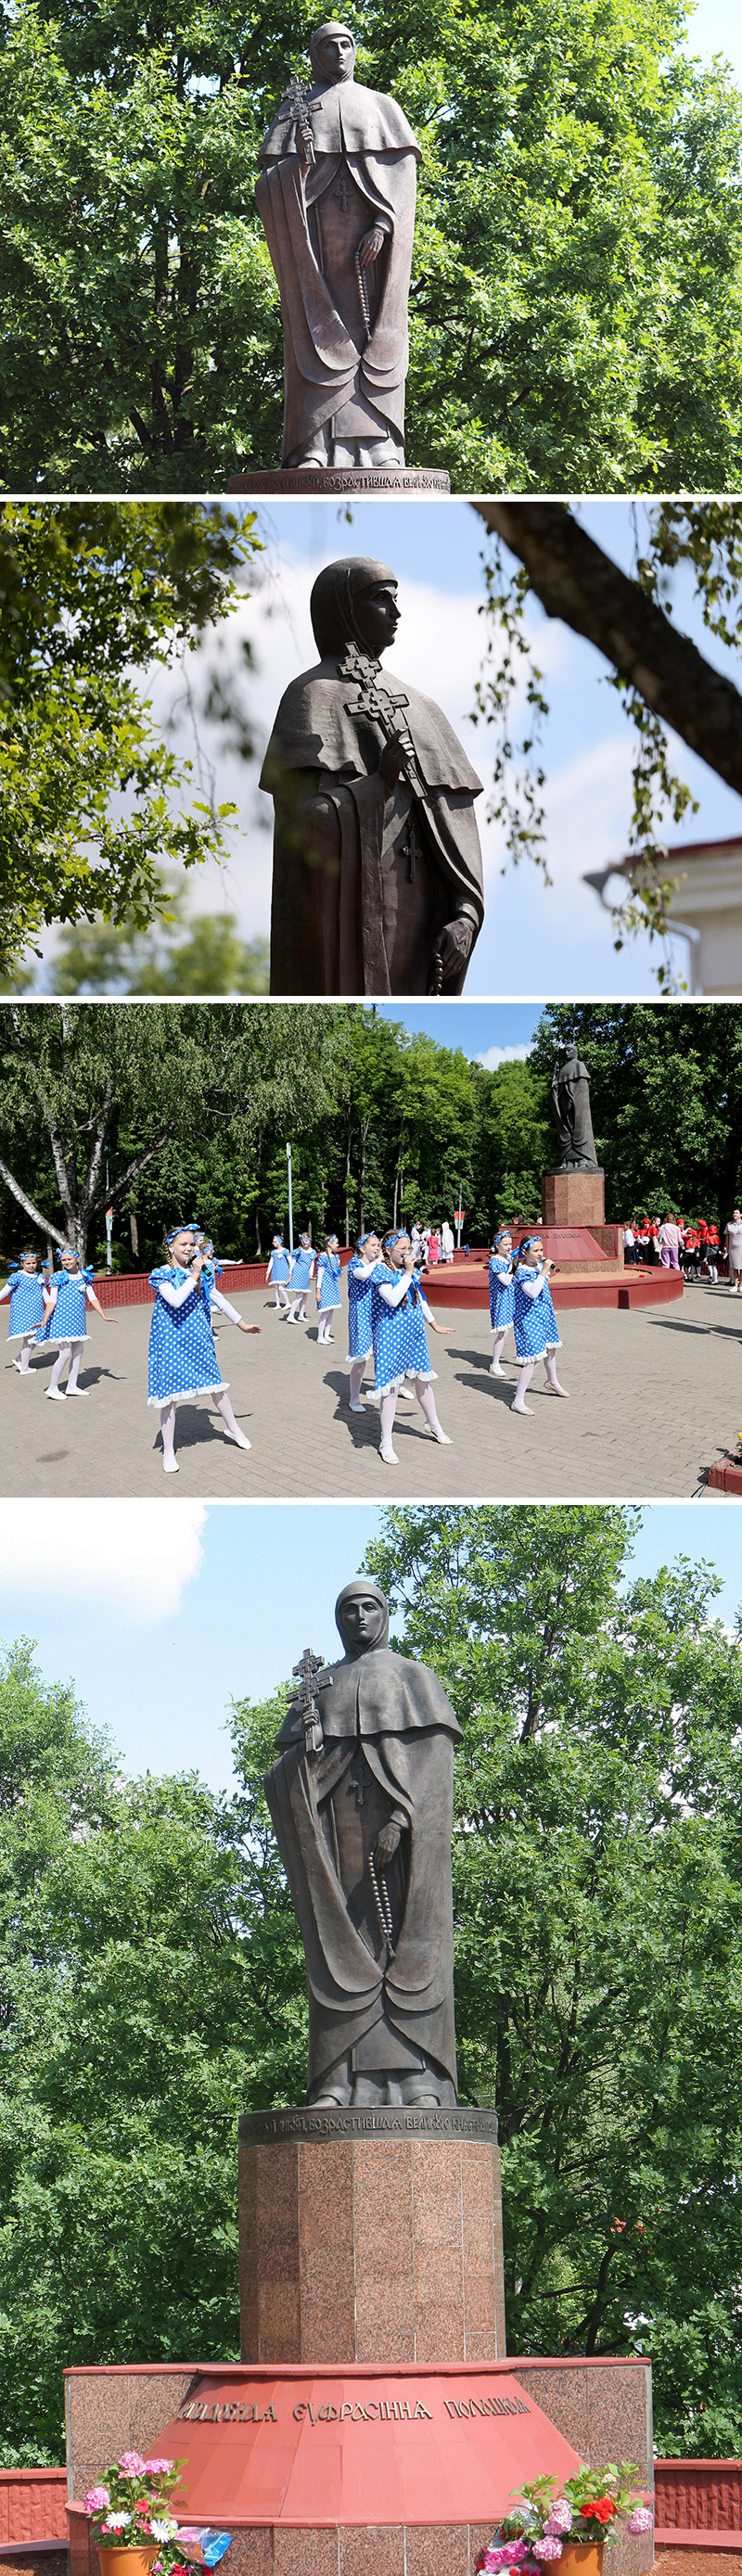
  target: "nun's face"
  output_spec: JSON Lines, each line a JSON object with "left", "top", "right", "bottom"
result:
{"left": 338, "top": 1589, "right": 387, "bottom": 1654}
{"left": 315, "top": 30, "right": 355, "bottom": 82}
{"left": 354, "top": 582, "right": 400, "bottom": 657}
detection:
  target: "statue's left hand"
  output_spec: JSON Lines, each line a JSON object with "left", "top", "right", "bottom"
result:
{"left": 358, "top": 224, "right": 385, "bottom": 268}
{"left": 436, "top": 916, "right": 476, "bottom": 976}
{"left": 375, "top": 1821, "right": 402, "bottom": 1864}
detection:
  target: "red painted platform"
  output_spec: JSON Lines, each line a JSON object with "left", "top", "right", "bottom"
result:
{"left": 149, "top": 2362, "right": 582, "bottom": 2529}
{"left": 707, "top": 1460, "right": 742, "bottom": 1493}
{"left": 426, "top": 1263, "right": 684, "bottom": 1313}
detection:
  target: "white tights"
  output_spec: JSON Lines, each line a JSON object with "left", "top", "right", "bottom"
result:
{"left": 512, "top": 1350, "right": 568, "bottom": 1413}
{"left": 491, "top": 1329, "right": 508, "bottom": 1374}
{"left": 288, "top": 1293, "right": 307, "bottom": 1320}
{"left": 49, "top": 1341, "right": 83, "bottom": 1394}
{"left": 274, "top": 1284, "right": 289, "bottom": 1309}
{"left": 18, "top": 1334, "right": 36, "bottom": 1372}
{"left": 379, "top": 1377, "right": 445, "bottom": 1457}
{"left": 349, "top": 1360, "right": 365, "bottom": 1406}
{"left": 160, "top": 1387, "right": 247, "bottom": 1465}
{"left": 317, "top": 1311, "right": 335, "bottom": 1341}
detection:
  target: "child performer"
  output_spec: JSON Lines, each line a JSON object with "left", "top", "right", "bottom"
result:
{"left": 371, "top": 1230, "right": 451, "bottom": 1464}
{"left": 511, "top": 1234, "right": 568, "bottom": 1415}
{"left": 0, "top": 1252, "right": 46, "bottom": 1374}
{"left": 287, "top": 1233, "right": 316, "bottom": 1322}
{"left": 266, "top": 1236, "right": 292, "bottom": 1311}
{"left": 38, "top": 1247, "right": 112, "bottom": 1398}
{"left": 488, "top": 1229, "right": 517, "bottom": 1375}
{"left": 345, "top": 1231, "right": 382, "bottom": 1409}
{"left": 148, "top": 1226, "right": 259, "bottom": 1473}
{"left": 315, "top": 1234, "right": 341, "bottom": 1342}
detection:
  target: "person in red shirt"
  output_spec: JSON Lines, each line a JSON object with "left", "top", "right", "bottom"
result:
{"left": 703, "top": 1221, "right": 720, "bottom": 1282}
{"left": 683, "top": 1223, "right": 699, "bottom": 1279}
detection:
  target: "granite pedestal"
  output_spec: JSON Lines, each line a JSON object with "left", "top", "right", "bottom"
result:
{"left": 542, "top": 1171, "right": 606, "bottom": 1228}
{"left": 238, "top": 2107, "right": 505, "bottom": 2366}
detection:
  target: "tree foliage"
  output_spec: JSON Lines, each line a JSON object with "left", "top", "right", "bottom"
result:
{"left": 2, "top": 0, "right": 742, "bottom": 493}
{"left": 0, "top": 503, "right": 259, "bottom": 976}
{"left": 531, "top": 1001, "right": 742, "bottom": 1222}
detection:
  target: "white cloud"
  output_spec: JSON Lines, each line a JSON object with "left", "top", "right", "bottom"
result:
{"left": 0, "top": 1502, "right": 207, "bottom": 1621}
{"left": 476, "top": 1042, "right": 533, "bottom": 1069}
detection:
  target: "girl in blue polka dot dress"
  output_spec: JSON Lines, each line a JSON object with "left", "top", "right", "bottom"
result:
{"left": 371, "top": 1230, "right": 451, "bottom": 1464}
{"left": 512, "top": 1234, "right": 569, "bottom": 1415}
{"left": 488, "top": 1229, "right": 517, "bottom": 1376}
{"left": 287, "top": 1233, "right": 316, "bottom": 1323}
{"left": 148, "top": 1224, "right": 261, "bottom": 1473}
{"left": 266, "top": 1236, "right": 292, "bottom": 1312}
{"left": 38, "top": 1247, "right": 113, "bottom": 1398}
{"left": 315, "top": 1234, "right": 342, "bottom": 1343}
{"left": 345, "top": 1231, "right": 382, "bottom": 1409}
{"left": 0, "top": 1253, "right": 46, "bottom": 1375}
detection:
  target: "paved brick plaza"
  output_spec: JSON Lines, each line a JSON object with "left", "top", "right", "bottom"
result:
{"left": 2, "top": 1278, "right": 741, "bottom": 1499}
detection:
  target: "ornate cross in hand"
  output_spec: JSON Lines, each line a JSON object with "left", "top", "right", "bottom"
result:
{"left": 281, "top": 74, "right": 317, "bottom": 166}
{"left": 292, "top": 1645, "right": 328, "bottom": 1753}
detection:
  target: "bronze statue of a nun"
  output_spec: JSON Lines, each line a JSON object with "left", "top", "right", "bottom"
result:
{"left": 264, "top": 1579, "right": 461, "bottom": 2107}
{"left": 261, "top": 556, "right": 484, "bottom": 994}
{"left": 256, "top": 24, "right": 420, "bottom": 469}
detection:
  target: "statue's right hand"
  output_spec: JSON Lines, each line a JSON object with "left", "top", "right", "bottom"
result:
{"left": 379, "top": 736, "right": 405, "bottom": 792}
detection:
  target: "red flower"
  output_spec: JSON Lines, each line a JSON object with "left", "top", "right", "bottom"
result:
{"left": 581, "top": 2502, "right": 616, "bottom": 2527}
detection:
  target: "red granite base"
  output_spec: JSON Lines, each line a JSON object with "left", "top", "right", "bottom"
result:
{"left": 542, "top": 1173, "right": 606, "bottom": 1227}
{"left": 706, "top": 1461, "right": 742, "bottom": 1492}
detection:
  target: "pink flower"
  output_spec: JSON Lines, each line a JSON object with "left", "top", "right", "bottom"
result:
{"left": 547, "top": 2505, "right": 573, "bottom": 2536}
{"left": 144, "top": 2461, "right": 173, "bottom": 2477}
{"left": 533, "top": 2541, "right": 563, "bottom": 2562}
{"left": 119, "top": 2454, "right": 147, "bottom": 2476}
{"left": 83, "top": 2489, "right": 110, "bottom": 2516}
{"left": 483, "top": 2556, "right": 507, "bottom": 2571}
{"left": 628, "top": 2508, "right": 654, "bottom": 2535}
{"left": 501, "top": 2546, "right": 530, "bottom": 2565}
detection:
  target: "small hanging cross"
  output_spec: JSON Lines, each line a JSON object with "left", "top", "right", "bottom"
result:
{"left": 292, "top": 1645, "right": 328, "bottom": 1753}
{"left": 334, "top": 169, "right": 351, "bottom": 214}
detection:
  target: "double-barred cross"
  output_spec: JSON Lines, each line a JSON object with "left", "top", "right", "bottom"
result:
{"left": 292, "top": 1645, "right": 328, "bottom": 1753}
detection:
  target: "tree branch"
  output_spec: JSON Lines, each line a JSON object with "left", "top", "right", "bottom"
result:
{"left": 0, "top": 1151, "right": 60, "bottom": 1244}
{"left": 472, "top": 501, "right": 742, "bottom": 797}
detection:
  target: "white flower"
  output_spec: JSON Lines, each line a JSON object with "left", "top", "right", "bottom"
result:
{"left": 149, "top": 2522, "right": 177, "bottom": 2542}
{"left": 103, "top": 2516, "right": 132, "bottom": 2532}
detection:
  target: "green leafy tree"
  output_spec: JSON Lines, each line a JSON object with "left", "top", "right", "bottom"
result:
{"left": 47, "top": 882, "right": 269, "bottom": 995}
{"left": 530, "top": 1003, "right": 742, "bottom": 1224}
{"left": 0, "top": 503, "right": 259, "bottom": 976}
{"left": 2, "top": 0, "right": 742, "bottom": 492}
{"left": 360, "top": 1504, "right": 742, "bottom": 2455}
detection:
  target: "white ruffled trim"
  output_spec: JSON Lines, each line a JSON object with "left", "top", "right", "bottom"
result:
{"left": 374, "top": 1366, "right": 438, "bottom": 1394}
{"left": 345, "top": 1343, "right": 373, "bottom": 1366}
{"left": 39, "top": 1333, "right": 87, "bottom": 1348}
{"left": 515, "top": 1337, "right": 561, "bottom": 1358}
{"left": 147, "top": 1379, "right": 229, "bottom": 1408}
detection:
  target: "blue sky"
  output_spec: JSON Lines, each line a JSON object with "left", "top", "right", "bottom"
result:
{"left": 686, "top": 0, "right": 742, "bottom": 76}
{"left": 376, "top": 1001, "right": 539, "bottom": 1059}
{"left": 1, "top": 1501, "right": 738, "bottom": 1796}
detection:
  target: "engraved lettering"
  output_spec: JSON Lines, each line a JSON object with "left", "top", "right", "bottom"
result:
{"left": 318, "top": 2404, "right": 338, "bottom": 2422}
{"left": 352, "top": 2404, "right": 367, "bottom": 2422}
{"left": 262, "top": 2404, "right": 277, "bottom": 2422}
{"left": 413, "top": 2403, "right": 432, "bottom": 2419}
{"left": 365, "top": 2402, "right": 379, "bottom": 2419}
{"left": 308, "top": 2402, "right": 319, "bottom": 2426}
{"left": 339, "top": 2404, "right": 354, "bottom": 2421}
{"left": 294, "top": 2403, "right": 307, "bottom": 2420}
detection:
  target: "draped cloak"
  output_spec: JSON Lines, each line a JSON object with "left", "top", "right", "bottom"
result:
{"left": 550, "top": 1054, "right": 599, "bottom": 1168}
{"left": 262, "top": 656, "right": 484, "bottom": 994}
{"left": 256, "top": 80, "right": 421, "bottom": 462}
{"left": 264, "top": 1646, "right": 461, "bottom": 2095}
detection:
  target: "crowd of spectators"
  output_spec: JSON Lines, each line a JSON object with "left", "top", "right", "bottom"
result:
{"left": 621, "top": 1212, "right": 742, "bottom": 1282}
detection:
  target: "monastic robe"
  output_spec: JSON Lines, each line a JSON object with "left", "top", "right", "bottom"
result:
{"left": 256, "top": 80, "right": 421, "bottom": 462}
{"left": 264, "top": 1646, "right": 461, "bottom": 2095}
{"left": 262, "top": 657, "right": 484, "bottom": 994}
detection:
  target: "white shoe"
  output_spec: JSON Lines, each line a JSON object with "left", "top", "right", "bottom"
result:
{"left": 163, "top": 1456, "right": 179, "bottom": 1473}
{"left": 350, "top": 1400, "right": 365, "bottom": 1413}
{"left": 490, "top": 1364, "right": 505, "bottom": 1376}
{"left": 65, "top": 1384, "right": 84, "bottom": 1396}
{"left": 432, "top": 1428, "right": 452, "bottom": 1444}
{"left": 379, "top": 1446, "right": 399, "bottom": 1464}
{"left": 226, "top": 1428, "right": 251, "bottom": 1449}
{"left": 511, "top": 1399, "right": 533, "bottom": 1415}
{"left": 46, "top": 1386, "right": 67, "bottom": 1401}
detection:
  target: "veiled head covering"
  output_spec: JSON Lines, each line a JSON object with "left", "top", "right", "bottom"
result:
{"left": 335, "top": 1577, "right": 390, "bottom": 1653}
{"left": 310, "top": 20, "right": 356, "bottom": 75}
{"left": 310, "top": 558, "right": 398, "bottom": 658}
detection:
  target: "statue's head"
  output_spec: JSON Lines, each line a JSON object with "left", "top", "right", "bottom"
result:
{"left": 310, "top": 21, "right": 356, "bottom": 83}
{"left": 310, "top": 557, "right": 400, "bottom": 661}
{"left": 335, "top": 1578, "right": 390, "bottom": 1657}
{"left": 564, "top": 1042, "right": 578, "bottom": 1061}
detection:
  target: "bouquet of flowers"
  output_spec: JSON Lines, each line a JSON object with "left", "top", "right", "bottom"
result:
{"left": 479, "top": 2468, "right": 654, "bottom": 2572}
